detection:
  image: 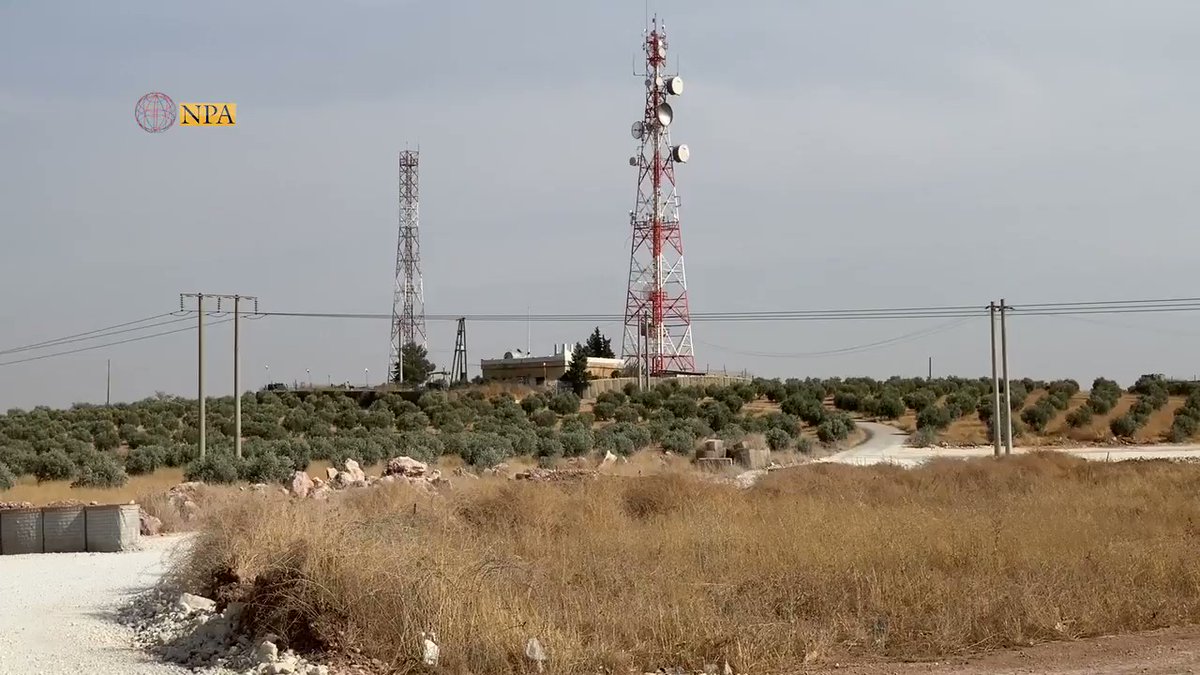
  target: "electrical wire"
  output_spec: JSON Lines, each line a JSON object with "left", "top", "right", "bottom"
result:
{"left": 0, "top": 315, "right": 195, "bottom": 357}
{"left": 0, "top": 312, "right": 177, "bottom": 356}
{"left": 0, "top": 318, "right": 233, "bottom": 368}
{"left": 694, "top": 317, "right": 975, "bottom": 359}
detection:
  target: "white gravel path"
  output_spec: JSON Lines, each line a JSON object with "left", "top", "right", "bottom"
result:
{"left": 0, "top": 534, "right": 192, "bottom": 675}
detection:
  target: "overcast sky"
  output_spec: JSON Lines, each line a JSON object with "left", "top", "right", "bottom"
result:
{"left": 3, "top": 1, "right": 1200, "bottom": 409}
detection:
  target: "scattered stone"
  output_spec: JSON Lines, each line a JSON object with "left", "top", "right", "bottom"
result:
{"left": 344, "top": 459, "right": 366, "bottom": 483}
{"left": 325, "top": 467, "right": 339, "bottom": 481}
{"left": 452, "top": 466, "right": 478, "bottom": 479}
{"left": 177, "top": 593, "right": 216, "bottom": 613}
{"left": 384, "top": 456, "right": 429, "bottom": 478}
{"left": 309, "top": 485, "right": 331, "bottom": 501}
{"left": 524, "top": 637, "right": 547, "bottom": 671}
{"left": 290, "top": 471, "right": 314, "bottom": 499}
{"left": 421, "top": 631, "right": 439, "bottom": 666}
{"left": 139, "top": 510, "right": 163, "bottom": 536}
{"left": 256, "top": 640, "right": 279, "bottom": 664}
{"left": 514, "top": 467, "right": 599, "bottom": 483}
{"left": 333, "top": 471, "right": 353, "bottom": 488}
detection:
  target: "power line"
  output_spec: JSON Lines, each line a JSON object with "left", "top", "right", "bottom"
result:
{"left": 0, "top": 315, "right": 194, "bottom": 357}
{"left": 0, "top": 318, "right": 233, "bottom": 368}
{"left": 0, "top": 312, "right": 176, "bottom": 356}
{"left": 694, "top": 317, "right": 975, "bottom": 359}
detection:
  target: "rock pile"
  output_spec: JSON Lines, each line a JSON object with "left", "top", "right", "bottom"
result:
{"left": 513, "top": 467, "right": 599, "bottom": 483}
{"left": 120, "top": 587, "right": 329, "bottom": 675}
{"left": 0, "top": 501, "right": 34, "bottom": 510}
{"left": 288, "top": 456, "right": 450, "bottom": 500}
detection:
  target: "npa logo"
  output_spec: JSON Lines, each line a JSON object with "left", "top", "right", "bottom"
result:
{"left": 134, "top": 92, "right": 237, "bottom": 133}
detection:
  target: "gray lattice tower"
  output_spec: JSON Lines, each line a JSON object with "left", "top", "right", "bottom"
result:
{"left": 390, "top": 149, "right": 427, "bottom": 380}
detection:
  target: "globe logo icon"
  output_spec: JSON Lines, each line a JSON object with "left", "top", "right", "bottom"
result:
{"left": 134, "top": 92, "right": 176, "bottom": 133}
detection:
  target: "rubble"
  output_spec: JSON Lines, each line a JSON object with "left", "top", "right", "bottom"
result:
{"left": 513, "top": 467, "right": 599, "bottom": 483}
{"left": 120, "top": 588, "right": 330, "bottom": 675}
{"left": 139, "top": 511, "right": 163, "bottom": 536}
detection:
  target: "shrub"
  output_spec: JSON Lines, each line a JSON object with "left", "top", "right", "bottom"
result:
{"left": 241, "top": 452, "right": 295, "bottom": 484}
{"left": 592, "top": 401, "right": 617, "bottom": 421}
{"left": 0, "top": 462, "right": 14, "bottom": 490}
{"left": 1109, "top": 414, "right": 1140, "bottom": 439}
{"left": 1169, "top": 415, "right": 1199, "bottom": 443}
{"left": 794, "top": 436, "right": 814, "bottom": 454}
{"left": 764, "top": 428, "right": 791, "bottom": 451}
{"left": 916, "top": 406, "right": 953, "bottom": 431}
{"left": 35, "top": 449, "right": 76, "bottom": 482}
{"left": 903, "top": 389, "right": 937, "bottom": 412}
{"left": 780, "top": 395, "right": 825, "bottom": 426}
{"left": 717, "top": 424, "right": 747, "bottom": 444}
{"left": 875, "top": 396, "right": 906, "bottom": 420}
{"left": 548, "top": 392, "right": 581, "bottom": 415}
{"left": 396, "top": 411, "right": 431, "bottom": 432}
{"left": 663, "top": 395, "right": 698, "bottom": 419}
{"left": 909, "top": 427, "right": 939, "bottom": 448}
{"left": 125, "top": 445, "right": 164, "bottom": 475}
{"left": 72, "top": 453, "right": 129, "bottom": 488}
{"left": 0, "top": 443, "right": 38, "bottom": 476}
{"left": 1020, "top": 401, "right": 1056, "bottom": 433}
{"left": 395, "top": 431, "right": 445, "bottom": 463}
{"left": 613, "top": 405, "right": 639, "bottom": 424}
{"left": 535, "top": 434, "right": 564, "bottom": 461}
{"left": 817, "top": 414, "right": 855, "bottom": 443}
{"left": 660, "top": 429, "right": 694, "bottom": 454}
{"left": 560, "top": 430, "right": 594, "bottom": 457}
{"left": 520, "top": 394, "right": 547, "bottom": 414}
{"left": 531, "top": 408, "right": 558, "bottom": 428}
{"left": 184, "top": 453, "right": 242, "bottom": 484}
{"left": 1065, "top": 406, "right": 1094, "bottom": 429}
{"left": 832, "top": 391, "right": 861, "bottom": 412}
{"left": 460, "top": 433, "right": 514, "bottom": 468}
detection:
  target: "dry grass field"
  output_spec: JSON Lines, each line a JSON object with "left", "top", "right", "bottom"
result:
{"left": 171, "top": 453, "right": 1200, "bottom": 673}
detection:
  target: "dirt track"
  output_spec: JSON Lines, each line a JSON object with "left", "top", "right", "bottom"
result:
{"left": 818, "top": 625, "right": 1200, "bottom": 674}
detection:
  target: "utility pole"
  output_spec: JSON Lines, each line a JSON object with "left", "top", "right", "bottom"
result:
{"left": 106, "top": 359, "right": 111, "bottom": 406}
{"left": 1000, "top": 298, "right": 1013, "bottom": 455}
{"left": 182, "top": 292, "right": 257, "bottom": 460}
{"left": 927, "top": 356, "right": 932, "bottom": 381}
{"left": 989, "top": 301, "right": 1001, "bottom": 458}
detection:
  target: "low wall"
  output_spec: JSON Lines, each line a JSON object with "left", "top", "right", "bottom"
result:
{"left": 585, "top": 374, "right": 752, "bottom": 398}
{"left": 0, "top": 503, "right": 140, "bottom": 555}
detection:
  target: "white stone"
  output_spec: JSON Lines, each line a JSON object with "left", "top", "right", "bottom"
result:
{"left": 600, "top": 451, "right": 618, "bottom": 468}
{"left": 256, "top": 640, "right": 279, "bottom": 664}
{"left": 421, "top": 632, "right": 440, "bottom": 666}
{"left": 176, "top": 593, "right": 216, "bottom": 613}
{"left": 325, "top": 467, "right": 339, "bottom": 481}
{"left": 344, "top": 459, "right": 366, "bottom": 483}
{"left": 525, "top": 637, "right": 547, "bottom": 671}
{"left": 290, "top": 471, "right": 314, "bottom": 498}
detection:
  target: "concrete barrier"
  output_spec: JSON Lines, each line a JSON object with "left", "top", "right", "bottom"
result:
{"left": 42, "top": 505, "right": 87, "bottom": 553}
{"left": 84, "top": 504, "right": 141, "bottom": 552}
{"left": 1, "top": 508, "right": 44, "bottom": 555}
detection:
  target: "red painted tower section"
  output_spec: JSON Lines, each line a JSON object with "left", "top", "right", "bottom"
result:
{"left": 622, "top": 18, "right": 695, "bottom": 375}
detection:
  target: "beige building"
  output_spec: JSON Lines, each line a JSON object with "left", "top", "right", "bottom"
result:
{"left": 480, "top": 344, "right": 625, "bottom": 386}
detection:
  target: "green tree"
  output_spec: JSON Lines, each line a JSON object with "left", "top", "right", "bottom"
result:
{"left": 559, "top": 344, "right": 592, "bottom": 396}
{"left": 584, "top": 327, "right": 616, "bottom": 358}
{"left": 391, "top": 342, "right": 436, "bottom": 386}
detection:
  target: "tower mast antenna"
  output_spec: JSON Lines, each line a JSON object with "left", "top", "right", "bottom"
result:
{"left": 622, "top": 16, "right": 695, "bottom": 376}
{"left": 390, "top": 149, "right": 427, "bottom": 383}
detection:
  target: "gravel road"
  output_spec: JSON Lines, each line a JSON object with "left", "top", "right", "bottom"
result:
{"left": 0, "top": 535, "right": 191, "bottom": 675}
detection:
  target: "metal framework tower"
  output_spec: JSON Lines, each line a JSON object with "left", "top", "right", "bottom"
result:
{"left": 622, "top": 17, "right": 695, "bottom": 375}
{"left": 451, "top": 317, "right": 468, "bottom": 385}
{"left": 390, "top": 149, "right": 427, "bottom": 380}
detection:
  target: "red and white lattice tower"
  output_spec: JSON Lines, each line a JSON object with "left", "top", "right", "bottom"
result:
{"left": 622, "top": 17, "right": 695, "bottom": 375}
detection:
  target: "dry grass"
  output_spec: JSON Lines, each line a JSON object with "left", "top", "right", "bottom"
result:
{"left": 1, "top": 468, "right": 187, "bottom": 505}
{"left": 174, "top": 454, "right": 1200, "bottom": 673}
